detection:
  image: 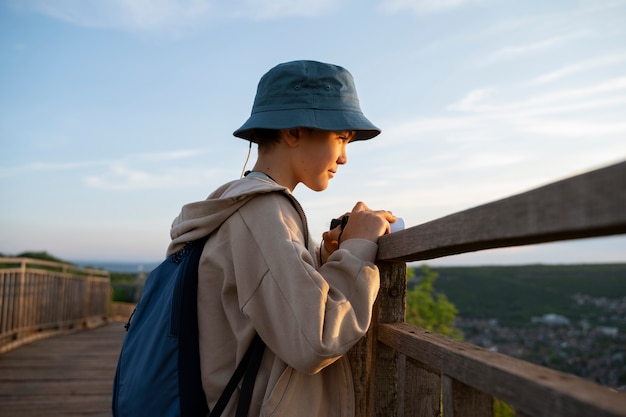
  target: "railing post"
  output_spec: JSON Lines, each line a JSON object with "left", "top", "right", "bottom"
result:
{"left": 84, "top": 277, "right": 91, "bottom": 326}
{"left": 348, "top": 260, "right": 406, "bottom": 416}
{"left": 401, "top": 357, "right": 442, "bottom": 417}
{"left": 1, "top": 258, "right": 112, "bottom": 353}
{"left": 442, "top": 375, "right": 493, "bottom": 417}
{"left": 17, "top": 260, "right": 27, "bottom": 341}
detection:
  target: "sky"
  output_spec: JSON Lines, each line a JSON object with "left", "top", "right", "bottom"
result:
{"left": 1, "top": 0, "right": 625, "bottom": 267}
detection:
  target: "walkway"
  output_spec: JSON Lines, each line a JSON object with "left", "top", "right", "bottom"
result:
{"left": 0, "top": 322, "right": 126, "bottom": 417}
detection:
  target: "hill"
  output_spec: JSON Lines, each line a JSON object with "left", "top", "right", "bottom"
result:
{"left": 73, "top": 260, "right": 161, "bottom": 274}
{"left": 412, "top": 264, "right": 626, "bottom": 389}
{"left": 413, "top": 263, "right": 626, "bottom": 329}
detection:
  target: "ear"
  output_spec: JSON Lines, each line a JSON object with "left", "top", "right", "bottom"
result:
{"left": 281, "top": 128, "right": 302, "bottom": 148}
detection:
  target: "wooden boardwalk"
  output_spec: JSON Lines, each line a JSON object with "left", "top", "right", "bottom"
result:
{"left": 0, "top": 322, "right": 126, "bottom": 417}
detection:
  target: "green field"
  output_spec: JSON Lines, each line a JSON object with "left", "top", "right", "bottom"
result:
{"left": 410, "top": 264, "right": 626, "bottom": 329}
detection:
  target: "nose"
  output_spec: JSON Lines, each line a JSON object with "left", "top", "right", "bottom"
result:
{"left": 337, "top": 144, "right": 348, "bottom": 165}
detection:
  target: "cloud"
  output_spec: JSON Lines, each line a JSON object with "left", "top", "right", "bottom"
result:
{"left": 11, "top": 0, "right": 212, "bottom": 32}
{"left": 0, "top": 160, "right": 105, "bottom": 177}
{"left": 530, "top": 53, "right": 626, "bottom": 85}
{"left": 384, "top": 75, "right": 626, "bottom": 154}
{"left": 380, "top": 0, "right": 487, "bottom": 14}
{"left": 10, "top": 0, "right": 338, "bottom": 33}
{"left": 234, "top": 0, "right": 337, "bottom": 20}
{"left": 0, "top": 148, "right": 207, "bottom": 180}
{"left": 521, "top": 119, "right": 626, "bottom": 139}
{"left": 136, "top": 149, "right": 206, "bottom": 162}
{"left": 83, "top": 164, "right": 218, "bottom": 190}
{"left": 475, "top": 31, "right": 592, "bottom": 67}
{"left": 449, "top": 76, "right": 626, "bottom": 116}
{"left": 79, "top": 149, "right": 223, "bottom": 190}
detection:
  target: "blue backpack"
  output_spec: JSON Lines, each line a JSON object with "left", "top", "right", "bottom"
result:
{"left": 112, "top": 237, "right": 265, "bottom": 417}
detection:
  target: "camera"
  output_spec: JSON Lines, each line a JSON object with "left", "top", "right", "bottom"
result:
{"left": 330, "top": 216, "right": 404, "bottom": 233}
{"left": 330, "top": 216, "right": 349, "bottom": 230}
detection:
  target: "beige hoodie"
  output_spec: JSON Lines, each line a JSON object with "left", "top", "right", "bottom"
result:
{"left": 167, "top": 175, "right": 380, "bottom": 417}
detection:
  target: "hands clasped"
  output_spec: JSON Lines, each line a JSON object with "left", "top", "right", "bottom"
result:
{"left": 321, "top": 202, "right": 397, "bottom": 258}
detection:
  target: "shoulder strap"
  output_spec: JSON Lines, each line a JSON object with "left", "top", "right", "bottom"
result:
{"left": 236, "top": 335, "right": 266, "bottom": 417}
{"left": 209, "top": 334, "right": 266, "bottom": 417}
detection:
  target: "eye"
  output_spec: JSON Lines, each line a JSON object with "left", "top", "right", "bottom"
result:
{"left": 336, "top": 132, "right": 352, "bottom": 143}
{"left": 341, "top": 131, "right": 356, "bottom": 142}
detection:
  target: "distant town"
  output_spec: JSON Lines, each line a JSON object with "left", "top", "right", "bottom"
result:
{"left": 456, "top": 293, "right": 626, "bottom": 391}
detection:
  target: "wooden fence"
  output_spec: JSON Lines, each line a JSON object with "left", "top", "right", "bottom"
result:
{"left": 349, "top": 160, "right": 626, "bottom": 417}
{"left": 0, "top": 258, "right": 111, "bottom": 354}
{"left": 0, "top": 160, "right": 624, "bottom": 416}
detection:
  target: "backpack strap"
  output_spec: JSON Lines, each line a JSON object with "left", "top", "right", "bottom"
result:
{"left": 210, "top": 334, "right": 266, "bottom": 417}
{"left": 236, "top": 334, "right": 266, "bottom": 417}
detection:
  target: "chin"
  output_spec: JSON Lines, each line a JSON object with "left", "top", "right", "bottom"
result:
{"left": 310, "top": 186, "right": 328, "bottom": 192}
{"left": 306, "top": 181, "right": 329, "bottom": 192}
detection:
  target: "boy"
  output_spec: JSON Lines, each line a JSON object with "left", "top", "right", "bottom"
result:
{"left": 168, "top": 60, "right": 396, "bottom": 416}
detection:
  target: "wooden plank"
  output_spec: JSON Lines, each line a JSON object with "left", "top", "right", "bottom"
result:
{"left": 0, "top": 322, "right": 126, "bottom": 417}
{"left": 1, "top": 264, "right": 110, "bottom": 354}
{"left": 401, "top": 356, "right": 441, "bottom": 417}
{"left": 347, "top": 316, "right": 377, "bottom": 417}
{"left": 348, "top": 261, "right": 407, "bottom": 417}
{"left": 442, "top": 375, "right": 493, "bottom": 417}
{"left": 378, "top": 322, "right": 626, "bottom": 417}
{"left": 377, "top": 160, "right": 626, "bottom": 262}
{"left": 375, "top": 262, "right": 407, "bottom": 417}
{"left": 110, "top": 302, "right": 135, "bottom": 321}
{"left": 0, "top": 258, "right": 110, "bottom": 279}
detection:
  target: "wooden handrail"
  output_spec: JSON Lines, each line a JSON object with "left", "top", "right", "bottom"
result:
{"left": 379, "top": 323, "right": 626, "bottom": 417}
{"left": 0, "top": 257, "right": 110, "bottom": 278}
{"left": 1, "top": 161, "right": 624, "bottom": 416}
{"left": 0, "top": 258, "right": 111, "bottom": 353}
{"left": 349, "top": 160, "right": 626, "bottom": 416}
{"left": 376, "top": 160, "right": 626, "bottom": 262}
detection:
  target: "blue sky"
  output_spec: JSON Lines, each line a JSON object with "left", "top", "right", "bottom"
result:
{"left": 1, "top": 0, "right": 625, "bottom": 266}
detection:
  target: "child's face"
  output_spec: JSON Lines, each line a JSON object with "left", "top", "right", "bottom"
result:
{"left": 294, "top": 129, "right": 354, "bottom": 192}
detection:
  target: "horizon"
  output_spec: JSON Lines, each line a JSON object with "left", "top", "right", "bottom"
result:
{"left": 1, "top": 1, "right": 625, "bottom": 265}
{"left": 73, "top": 258, "right": 626, "bottom": 275}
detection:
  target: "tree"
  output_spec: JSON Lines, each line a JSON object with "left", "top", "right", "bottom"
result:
{"left": 407, "top": 265, "right": 515, "bottom": 417}
{"left": 405, "top": 264, "right": 463, "bottom": 340}
{"left": 16, "top": 251, "right": 69, "bottom": 264}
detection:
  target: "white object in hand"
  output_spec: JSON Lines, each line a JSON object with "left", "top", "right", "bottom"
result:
{"left": 390, "top": 217, "right": 405, "bottom": 233}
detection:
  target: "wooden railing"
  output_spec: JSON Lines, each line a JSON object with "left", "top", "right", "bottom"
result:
{"left": 351, "top": 160, "right": 626, "bottom": 417}
{"left": 110, "top": 301, "right": 136, "bottom": 321}
{"left": 0, "top": 258, "right": 111, "bottom": 353}
{"left": 0, "top": 161, "right": 623, "bottom": 415}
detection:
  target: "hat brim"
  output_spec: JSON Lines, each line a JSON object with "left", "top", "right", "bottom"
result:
{"left": 233, "top": 108, "right": 381, "bottom": 142}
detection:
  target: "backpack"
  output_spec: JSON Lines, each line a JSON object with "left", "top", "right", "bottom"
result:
{"left": 112, "top": 237, "right": 265, "bottom": 417}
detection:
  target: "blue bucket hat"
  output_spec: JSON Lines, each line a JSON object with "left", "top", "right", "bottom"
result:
{"left": 233, "top": 60, "right": 381, "bottom": 142}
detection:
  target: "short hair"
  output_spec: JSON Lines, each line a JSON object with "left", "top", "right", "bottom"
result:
{"left": 251, "top": 129, "right": 281, "bottom": 150}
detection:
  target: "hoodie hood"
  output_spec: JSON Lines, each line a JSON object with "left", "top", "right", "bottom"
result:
{"left": 167, "top": 177, "right": 291, "bottom": 256}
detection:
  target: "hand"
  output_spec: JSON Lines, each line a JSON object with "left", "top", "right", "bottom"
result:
{"left": 322, "top": 202, "right": 397, "bottom": 253}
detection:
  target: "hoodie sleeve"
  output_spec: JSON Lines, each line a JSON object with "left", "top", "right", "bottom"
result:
{"left": 231, "top": 192, "right": 380, "bottom": 375}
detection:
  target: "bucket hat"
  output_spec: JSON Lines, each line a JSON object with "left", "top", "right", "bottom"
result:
{"left": 233, "top": 60, "right": 380, "bottom": 142}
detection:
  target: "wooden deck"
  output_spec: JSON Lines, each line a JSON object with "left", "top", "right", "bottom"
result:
{"left": 0, "top": 322, "right": 126, "bottom": 417}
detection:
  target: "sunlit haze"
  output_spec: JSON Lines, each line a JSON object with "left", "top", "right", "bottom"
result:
{"left": 1, "top": 0, "right": 625, "bottom": 266}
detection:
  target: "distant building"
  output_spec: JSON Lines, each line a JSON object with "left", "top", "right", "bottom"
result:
{"left": 597, "top": 326, "right": 618, "bottom": 337}
{"left": 531, "top": 313, "right": 570, "bottom": 326}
